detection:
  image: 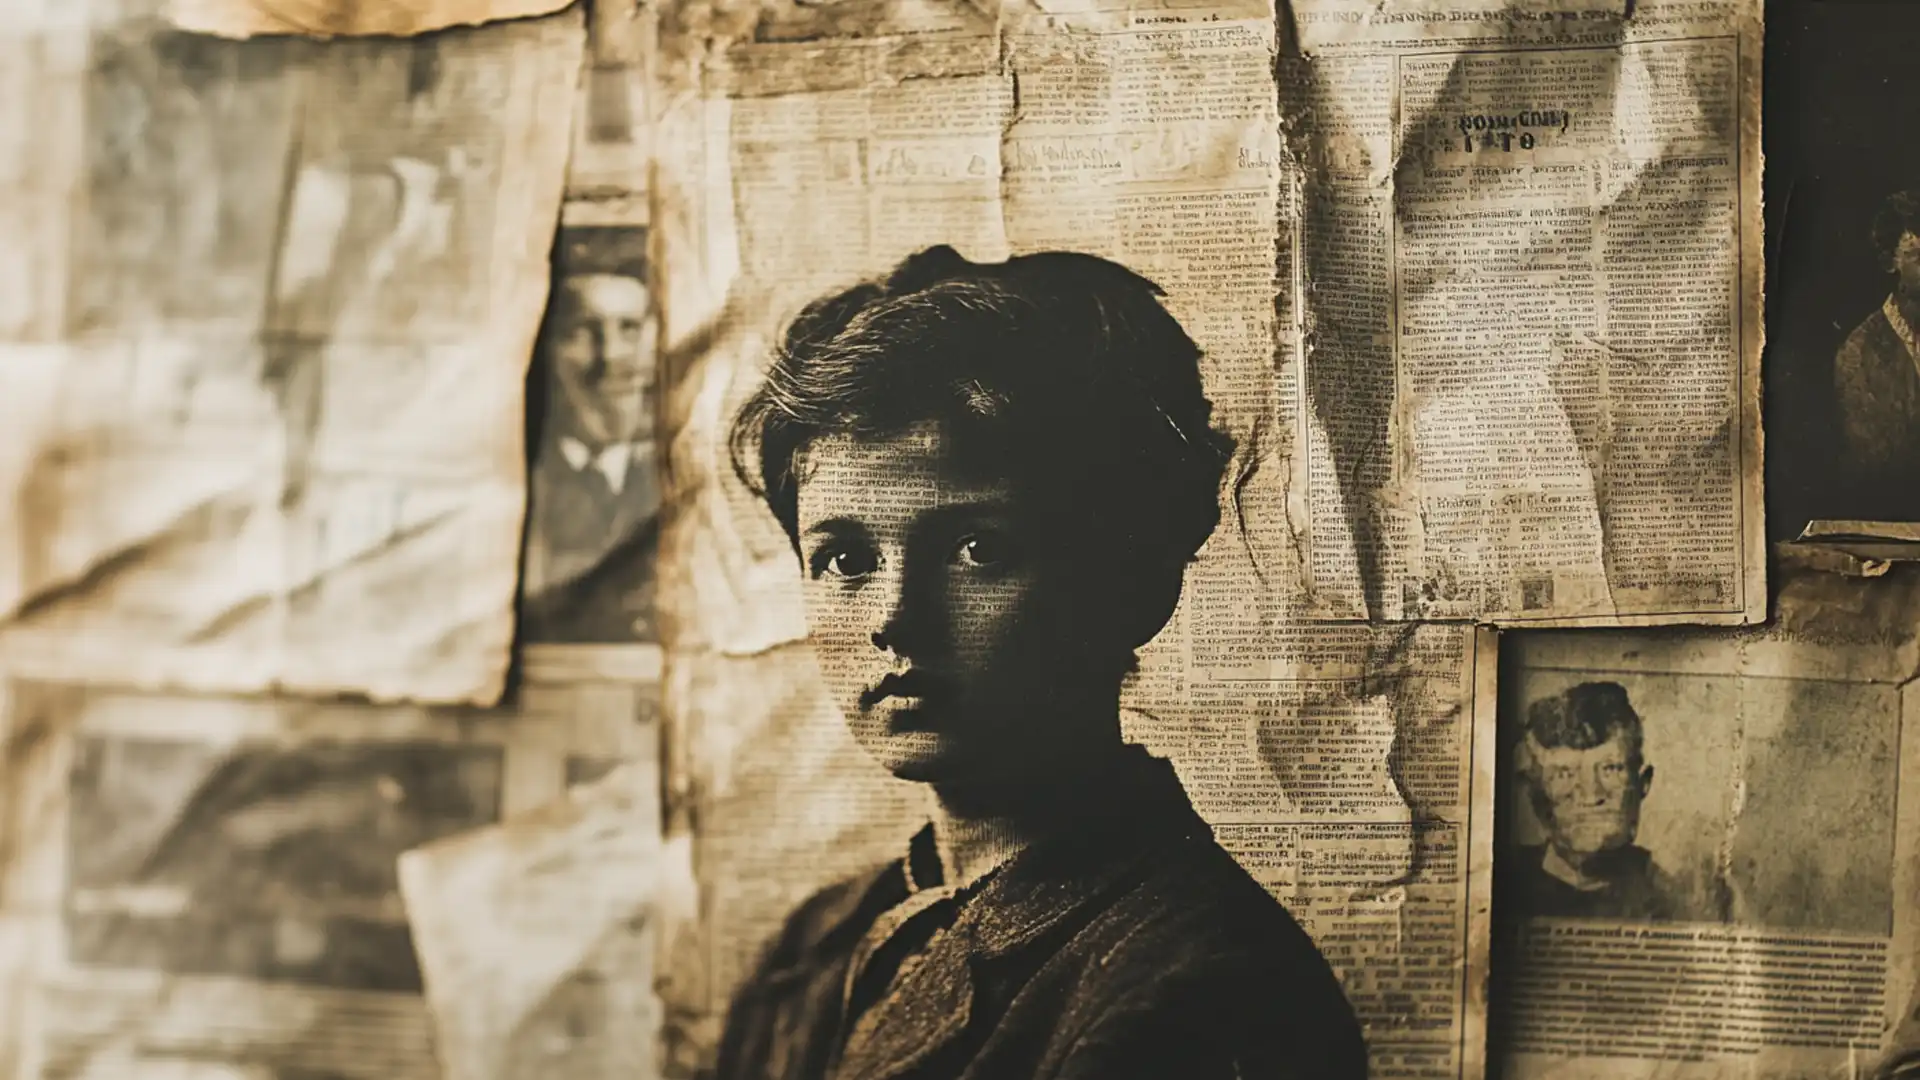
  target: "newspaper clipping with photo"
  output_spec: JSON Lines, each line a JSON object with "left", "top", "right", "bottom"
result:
{"left": 1498, "top": 557, "right": 1920, "bottom": 1079}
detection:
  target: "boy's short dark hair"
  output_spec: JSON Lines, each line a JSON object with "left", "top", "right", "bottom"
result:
{"left": 728, "top": 245, "right": 1235, "bottom": 573}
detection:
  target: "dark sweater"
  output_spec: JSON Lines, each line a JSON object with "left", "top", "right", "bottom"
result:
{"left": 711, "top": 751, "right": 1367, "bottom": 1080}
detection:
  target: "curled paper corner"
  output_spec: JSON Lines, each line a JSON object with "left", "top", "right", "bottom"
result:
{"left": 163, "top": 0, "right": 579, "bottom": 39}
{"left": 1781, "top": 523, "right": 1920, "bottom": 580}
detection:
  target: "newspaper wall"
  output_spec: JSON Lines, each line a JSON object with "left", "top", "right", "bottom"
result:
{"left": 0, "top": 677, "right": 655, "bottom": 1080}
{"left": 1286, "top": 0, "right": 1766, "bottom": 627}
{"left": 1497, "top": 559, "right": 1920, "bottom": 1079}
{"left": 650, "top": 6, "right": 1498, "bottom": 1076}
{"left": 0, "top": 4, "right": 584, "bottom": 705}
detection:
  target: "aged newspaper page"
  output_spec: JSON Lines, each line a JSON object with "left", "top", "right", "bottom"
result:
{"left": 1286, "top": 0, "right": 1766, "bottom": 626}
{"left": 1498, "top": 557, "right": 1920, "bottom": 1079}
{"left": 0, "top": 677, "right": 654, "bottom": 1080}
{"left": 650, "top": 6, "right": 1496, "bottom": 1077}
{"left": 0, "top": 8, "right": 583, "bottom": 705}
{"left": 164, "top": 0, "right": 576, "bottom": 39}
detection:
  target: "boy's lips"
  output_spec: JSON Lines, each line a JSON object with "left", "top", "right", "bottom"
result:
{"left": 860, "top": 669, "right": 953, "bottom": 709}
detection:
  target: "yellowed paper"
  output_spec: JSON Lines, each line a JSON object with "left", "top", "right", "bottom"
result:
{"left": 164, "top": 0, "right": 577, "bottom": 39}
{"left": 1285, "top": 0, "right": 1767, "bottom": 626}
{"left": 0, "top": 11, "right": 586, "bottom": 705}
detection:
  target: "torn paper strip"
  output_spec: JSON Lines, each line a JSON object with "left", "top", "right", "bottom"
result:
{"left": 0, "top": 676, "right": 653, "bottom": 1080}
{"left": 516, "top": 0, "right": 666, "bottom": 671}
{"left": 164, "top": 0, "right": 578, "bottom": 40}
{"left": 0, "top": 10, "right": 585, "bottom": 705}
{"left": 1283, "top": 0, "right": 1766, "bottom": 626}
{"left": 1498, "top": 561, "right": 1920, "bottom": 1078}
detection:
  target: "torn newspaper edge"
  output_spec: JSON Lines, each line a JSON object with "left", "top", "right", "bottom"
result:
{"left": 0, "top": 10, "right": 585, "bottom": 705}
{"left": 1498, "top": 560, "right": 1920, "bottom": 1078}
{"left": 164, "top": 0, "right": 578, "bottom": 40}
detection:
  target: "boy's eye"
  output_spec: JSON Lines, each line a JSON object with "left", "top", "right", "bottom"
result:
{"left": 953, "top": 533, "right": 1014, "bottom": 568}
{"left": 813, "top": 545, "right": 877, "bottom": 580}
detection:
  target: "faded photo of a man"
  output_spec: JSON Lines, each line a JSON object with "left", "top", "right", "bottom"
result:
{"left": 1512, "top": 682, "right": 1686, "bottom": 922}
{"left": 1833, "top": 189, "right": 1920, "bottom": 495}
{"left": 521, "top": 224, "right": 661, "bottom": 645}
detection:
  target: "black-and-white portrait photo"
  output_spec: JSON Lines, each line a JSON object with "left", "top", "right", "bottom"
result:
{"left": 712, "top": 246, "right": 1364, "bottom": 1080}
{"left": 521, "top": 224, "right": 661, "bottom": 645}
{"left": 65, "top": 736, "right": 503, "bottom": 993}
{"left": 1505, "top": 667, "right": 1899, "bottom": 934}
{"left": 1510, "top": 682, "right": 1691, "bottom": 922}
{"left": 1766, "top": 1, "right": 1920, "bottom": 532}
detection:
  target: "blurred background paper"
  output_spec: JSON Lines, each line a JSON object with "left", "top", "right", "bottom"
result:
{"left": 398, "top": 753, "right": 685, "bottom": 1080}
{"left": 165, "top": 0, "right": 578, "bottom": 39}
{"left": 0, "top": 678, "right": 653, "bottom": 1080}
{"left": 0, "top": 8, "right": 586, "bottom": 705}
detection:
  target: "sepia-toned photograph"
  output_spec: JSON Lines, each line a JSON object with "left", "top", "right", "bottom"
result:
{"left": 711, "top": 245, "right": 1365, "bottom": 1080}
{"left": 65, "top": 736, "right": 504, "bottom": 993}
{"left": 1507, "top": 680, "right": 1702, "bottom": 922}
{"left": 1504, "top": 666, "right": 1899, "bottom": 934}
{"left": 1766, "top": 1, "right": 1920, "bottom": 532}
{"left": 520, "top": 223, "right": 662, "bottom": 646}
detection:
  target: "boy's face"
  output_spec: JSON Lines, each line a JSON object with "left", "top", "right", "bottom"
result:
{"left": 794, "top": 422, "right": 1115, "bottom": 786}
{"left": 1526, "top": 730, "right": 1652, "bottom": 859}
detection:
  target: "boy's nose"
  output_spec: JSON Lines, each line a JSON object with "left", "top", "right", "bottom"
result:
{"left": 871, "top": 562, "right": 937, "bottom": 658}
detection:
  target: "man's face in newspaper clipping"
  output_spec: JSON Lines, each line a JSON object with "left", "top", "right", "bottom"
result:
{"left": 795, "top": 421, "right": 1090, "bottom": 786}
{"left": 548, "top": 270, "right": 656, "bottom": 446}
{"left": 1526, "top": 731, "right": 1652, "bottom": 860}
